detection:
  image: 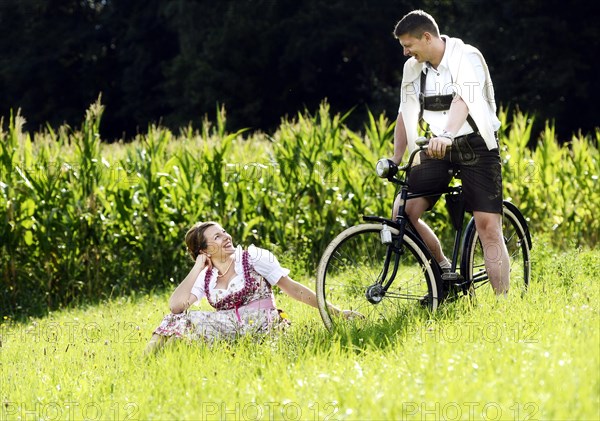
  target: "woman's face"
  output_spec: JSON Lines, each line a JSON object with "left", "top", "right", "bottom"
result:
{"left": 202, "top": 224, "right": 235, "bottom": 261}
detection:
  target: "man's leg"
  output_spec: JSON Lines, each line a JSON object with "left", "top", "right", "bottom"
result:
{"left": 394, "top": 196, "right": 450, "bottom": 266}
{"left": 393, "top": 152, "right": 453, "bottom": 268}
{"left": 473, "top": 211, "right": 510, "bottom": 295}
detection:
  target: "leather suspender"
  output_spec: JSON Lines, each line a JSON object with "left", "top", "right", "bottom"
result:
{"left": 418, "top": 69, "right": 428, "bottom": 134}
{"left": 419, "top": 67, "right": 479, "bottom": 134}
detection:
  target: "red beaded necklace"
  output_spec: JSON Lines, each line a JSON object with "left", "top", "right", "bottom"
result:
{"left": 203, "top": 249, "right": 259, "bottom": 310}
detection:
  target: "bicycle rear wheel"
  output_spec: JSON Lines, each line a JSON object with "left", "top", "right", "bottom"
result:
{"left": 316, "top": 223, "right": 440, "bottom": 331}
{"left": 463, "top": 203, "right": 531, "bottom": 296}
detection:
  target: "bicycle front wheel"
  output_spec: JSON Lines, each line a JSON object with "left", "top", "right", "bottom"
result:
{"left": 463, "top": 203, "right": 531, "bottom": 296}
{"left": 316, "top": 223, "right": 440, "bottom": 331}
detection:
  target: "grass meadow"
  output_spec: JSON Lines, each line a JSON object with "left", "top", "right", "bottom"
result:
{"left": 1, "top": 101, "right": 599, "bottom": 420}
{"left": 1, "top": 243, "right": 599, "bottom": 420}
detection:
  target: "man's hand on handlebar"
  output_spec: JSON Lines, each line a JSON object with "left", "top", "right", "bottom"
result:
{"left": 426, "top": 136, "right": 453, "bottom": 159}
{"left": 376, "top": 136, "right": 452, "bottom": 178}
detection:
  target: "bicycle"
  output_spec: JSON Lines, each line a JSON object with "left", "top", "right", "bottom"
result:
{"left": 316, "top": 138, "right": 532, "bottom": 331}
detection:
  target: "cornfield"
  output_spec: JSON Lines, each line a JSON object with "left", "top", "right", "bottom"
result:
{"left": 1, "top": 99, "right": 598, "bottom": 317}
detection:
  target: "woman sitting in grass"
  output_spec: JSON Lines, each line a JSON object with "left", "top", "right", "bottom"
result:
{"left": 145, "top": 221, "right": 354, "bottom": 353}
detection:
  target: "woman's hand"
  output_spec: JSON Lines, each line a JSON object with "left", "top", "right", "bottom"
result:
{"left": 328, "top": 304, "right": 363, "bottom": 320}
{"left": 169, "top": 252, "right": 210, "bottom": 314}
{"left": 339, "top": 309, "right": 364, "bottom": 320}
{"left": 195, "top": 252, "right": 212, "bottom": 270}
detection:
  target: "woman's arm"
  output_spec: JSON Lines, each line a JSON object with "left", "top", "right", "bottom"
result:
{"left": 169, "top": 254, "right": 210, "bottom": 314}
{"left": 251, "top": 248, "right": 360, "bottom": 318}
{"left": 276, "top": 276, "right": 319, "bottom": 308}
{"left": 277, "top": 276, "right": 352, "bottom": 317}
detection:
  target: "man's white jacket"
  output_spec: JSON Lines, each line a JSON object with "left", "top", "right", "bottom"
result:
{"left": 400, "top": 36, "right": 500, "bottom": 152}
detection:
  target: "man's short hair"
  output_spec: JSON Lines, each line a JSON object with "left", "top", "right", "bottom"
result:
{"left": 394, "top": 10, "right": 440, "bottom": 39}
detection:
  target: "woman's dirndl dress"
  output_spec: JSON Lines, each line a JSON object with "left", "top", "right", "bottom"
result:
{"left": 153, "top": 245, "right": 290, "bottom": 342}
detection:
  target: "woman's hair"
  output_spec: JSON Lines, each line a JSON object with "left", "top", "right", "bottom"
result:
{"left": 393, "top": 10, "right": 440, "bottom": 39}
{"left": 185, "top": 221, "right": 218, "bottom": 260}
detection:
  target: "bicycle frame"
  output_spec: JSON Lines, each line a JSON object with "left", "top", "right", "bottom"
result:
{"left": 370, "top": 143, "right": 474, "bottom": 295}
{"left": 372, "top": 140, "right": 532, "bottom": 297}
{"left": 316, "top": 141, "right": 532, "bottom": 329}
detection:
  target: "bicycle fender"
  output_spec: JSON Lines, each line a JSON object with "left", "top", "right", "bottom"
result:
{"left": 461, "top": 217, "right": 477, "bottom": 276}
{"left": 503, "top": 201, "right": 532, "bottom": 250}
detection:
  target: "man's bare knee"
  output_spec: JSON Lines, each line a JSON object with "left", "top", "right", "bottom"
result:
{"left": 473, "top": 212, "right": 502, "bottom": 237}
{"left": 405, "top": 198, "right": 428, "bottom": 221}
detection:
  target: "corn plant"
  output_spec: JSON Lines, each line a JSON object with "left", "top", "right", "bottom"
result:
{"left": 1, "top": 101, "right": 598, "bottom": 318}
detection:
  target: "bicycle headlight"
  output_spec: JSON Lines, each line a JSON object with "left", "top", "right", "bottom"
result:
{"left": 376, "top": 159, "right": 397, "bottom": 178}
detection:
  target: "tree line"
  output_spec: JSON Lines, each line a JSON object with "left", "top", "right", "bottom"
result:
{"left": 0, "top": 0, "right": 597, "bottom": 141}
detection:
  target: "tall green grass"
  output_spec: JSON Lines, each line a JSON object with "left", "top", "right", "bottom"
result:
{"left": 1, "top": 100, "right": 599, "bottom": 317}
{"left": 1, "top": 247, "right": 598, "bottom": 420}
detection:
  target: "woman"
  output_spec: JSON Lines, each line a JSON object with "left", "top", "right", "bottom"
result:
{"left": 145, "top": 221, "right": 353, "bottom": 353}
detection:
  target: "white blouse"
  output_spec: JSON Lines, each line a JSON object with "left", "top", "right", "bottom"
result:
{"left": 190, "top": 245, "right": 290, "bottom": 305}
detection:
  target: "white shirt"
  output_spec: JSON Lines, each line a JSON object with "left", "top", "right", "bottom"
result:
{"left": 398, "top": 36, "right": 501, "bottom": 148}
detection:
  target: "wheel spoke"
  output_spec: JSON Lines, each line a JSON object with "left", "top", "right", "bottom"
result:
{"left": 316, "top": 224, "right": 438, "bottom": 330}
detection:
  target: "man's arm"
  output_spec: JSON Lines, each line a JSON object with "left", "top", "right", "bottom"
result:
{"left": 392, "top": 112, "right": 408, "bottom": 164}
{"left": 427, "top": 96, "right": 469, "bottom": 159}
{"left": 444, "top": 95, "right": 470, "bottom": 136}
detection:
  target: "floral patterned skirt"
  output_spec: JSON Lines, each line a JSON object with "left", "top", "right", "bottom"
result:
{"left": 153, "top": 306, "right": 289, "bottom": 343}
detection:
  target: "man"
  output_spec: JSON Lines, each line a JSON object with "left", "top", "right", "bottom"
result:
{"left": 391, "top": 10, "right": 509, "bottom": 295}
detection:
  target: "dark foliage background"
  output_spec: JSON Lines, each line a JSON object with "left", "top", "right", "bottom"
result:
{"left": 0, "top": 0, "right": 597, "bottom": 141}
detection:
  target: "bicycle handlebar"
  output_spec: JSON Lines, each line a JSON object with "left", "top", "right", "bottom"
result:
{"left": 375, "top": 136, "right": 429, "bottom": 179}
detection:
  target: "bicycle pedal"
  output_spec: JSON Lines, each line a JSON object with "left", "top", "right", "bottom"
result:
{"left": 451, "top": 280, "right": 469, "bottom": 289}
{"left": 441, "top": 272, "right": 459, "bottom": 281}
